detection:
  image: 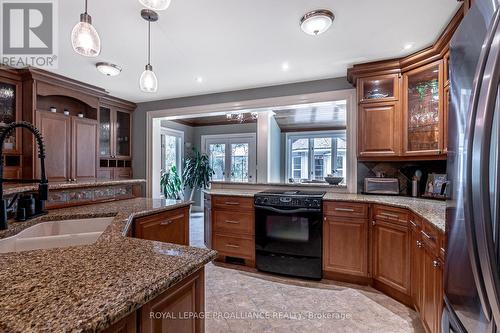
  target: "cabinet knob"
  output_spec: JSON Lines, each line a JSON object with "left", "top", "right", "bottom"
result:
{"left": 432, "top": 260, "right": 440, "bottom": 268}
{"left": 416, "top": 240, "right": 423, "bottom": 248}
{"left": 372, "top": 220, "right": 376, "bottom": 226}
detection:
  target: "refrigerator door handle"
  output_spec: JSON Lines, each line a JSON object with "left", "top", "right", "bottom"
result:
{"left": 471, "top": 6, "right": 500, "bottom": 327}
{"left": 464, "top": 6, "right": 500, "bottom": 322}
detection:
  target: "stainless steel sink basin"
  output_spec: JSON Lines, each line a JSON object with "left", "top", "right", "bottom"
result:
{"left": 0, "top": 217, "right": 114, "bottom": 253}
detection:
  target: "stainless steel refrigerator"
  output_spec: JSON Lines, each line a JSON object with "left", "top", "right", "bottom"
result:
{"left": 444, "top": 0, "right": 500, "bottom": 332}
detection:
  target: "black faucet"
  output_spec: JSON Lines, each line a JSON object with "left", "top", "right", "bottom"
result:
{"left": 0, "top": 122, "right": 48, "bottom": 230}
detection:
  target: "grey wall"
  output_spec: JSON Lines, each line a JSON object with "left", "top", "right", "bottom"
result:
{"left": 132, "top": 77, "right": 353, "bottom": 182}
{"left": 268, "top": 117, "right": 282, "bottom": 183}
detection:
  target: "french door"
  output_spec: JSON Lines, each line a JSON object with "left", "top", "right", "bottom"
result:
{"left": 203, "top": 134, "right": 256, "bottom": 183}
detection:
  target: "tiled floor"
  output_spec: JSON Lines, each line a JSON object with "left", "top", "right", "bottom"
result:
{"left": 190, "top": 212, "right": 424, "bottom": 333}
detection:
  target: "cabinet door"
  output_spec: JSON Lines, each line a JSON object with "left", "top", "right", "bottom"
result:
{"left": 421, "top": 247, "right": 439, "bottom": 333}
{"left": 403, "top": 60, "right": 444, "bottom": 156}
{"left": 0, "top": 78, "right": 22, "bottom": 153}
{"left": 72, "top": 117, "right": 98, "bottom": 180}
{"left": 358, "top": 102, "right": 400, "bottom": 157}
{"left": 410, "top": 222, "right": 423, "bottom": 313}
{"left": 203, "top": 196, "right": 212, "bottom": 248}
{"left": 372, "top": 219, "right": 410, "bottom": 294}
{"left": 141, "top": 269, "right": 204, "bottom": 333}
{"left": 36, "top": 111, "right": 71, "bottom": 181}
{"left": 99, "top": 106, "right": 112, "bottom": 158}
{"left": 101, "top": 312, "right": 136, "bottom": 333}
{"left": 134, "top": 208, "right": 189, "bottom": 245}
{"left": 115, "top": 109, "right": 131, "bottom": 158}
{"left": 443, "top": 85, "right": 450, "bottom": 154}
{"left": 358, "top": 74, "right": 399, "bottom": 103}
{"left": 323, "top": 216, "right": 368, "bottom": 277}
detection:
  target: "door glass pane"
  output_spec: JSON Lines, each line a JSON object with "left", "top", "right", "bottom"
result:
{"left": 291, "top": 138, "right": 309, "bottom": 181}
{"left": 161, "top": 134, "right": 178, "bottom": 171}
{"left": 333, "top": 136, "right": 347, "bottom": 179}
{"left": 208, "top": 143, "right": 225, "bottom": 181}
{"left": 407, "top": 64, "right": 440, "bottom": 151}
{"left": 230, "top": 143, "right": 249, "bottom": 182}
{"left": 99, "top": 107, "right": 111, "bottom": 156}
{"left": 115, "top": 111, "right": 130, "bottom": 156}
{"left": 0, "top": 83, "right": 17, "bottom": 150}
{"left": 362, "top": 77, "right": 395, "bottom": 100}
{"left": 313, "top": 138, "right": 332, "bottom": 180}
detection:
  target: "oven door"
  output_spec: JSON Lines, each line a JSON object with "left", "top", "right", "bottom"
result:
{"left": 255, "top": 205, "right": 322, "bottom": 258}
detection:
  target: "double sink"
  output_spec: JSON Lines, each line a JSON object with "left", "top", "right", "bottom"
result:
{"left": 0, "top": 217, "right": 115, "bottom": 254}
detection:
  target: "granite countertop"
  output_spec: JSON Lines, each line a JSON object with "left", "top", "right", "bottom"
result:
{"left": 204, "top": 189, "right": 446, "bottom": 231}
{"left": 3, "top": 179, "right": 146, "bottom": 196}
{"left": 0, "top": 198, "right": 217, "bottom": 333}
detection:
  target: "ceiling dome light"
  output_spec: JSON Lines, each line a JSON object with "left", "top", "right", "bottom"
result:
{"left": 138, "top": 0, "right": 171, "bottom": 11}
{"left": 71, "top": 0, "right": 101, "bottom": 57}
{"left": 139, "top": 9, "right": 159, "bottom": 93}
{"left": 300, "top": 9, "right": 334, "bottom": 36}
{"left": 96, "top": 62, "right": 122, "bottom": 76}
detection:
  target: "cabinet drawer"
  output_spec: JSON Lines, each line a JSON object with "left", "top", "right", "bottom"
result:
{"left": 373, "top": 205, "right": 409, "bottom": 225}
{"left": 212, "top": 195, "right": 253, "bottom": 210}
{"left": 213, "top": 210, "right": 254, "bottom": 235}
{"left": 421, "top": 219, "right": 439, "bottom": 253}
{"left": 114, "top": 168, "right": 132, "bottom": 179}
{"left": 134, "top": 207, "right": 189, "bottom": 245}
{"left": 213, "top": 233, "right": 254, "bottom": 260}
{"left": 324, "top": 201, "right": 369, "bottom": 219}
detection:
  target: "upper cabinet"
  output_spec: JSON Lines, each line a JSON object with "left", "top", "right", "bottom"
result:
{"left": 348, "top": 8, "right": 463, "bottom": 161}
{"left": 99, "top": 97, "right": 134, "bottom": 160}
{"left": 403, "top": 61, "right": 444, "bottom": 156}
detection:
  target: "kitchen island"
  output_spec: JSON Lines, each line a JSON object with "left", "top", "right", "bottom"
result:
{"left": 0, "top": 198, "right": 216, "bottom": 332}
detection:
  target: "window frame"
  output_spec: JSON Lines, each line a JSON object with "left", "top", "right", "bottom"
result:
{"left": 285, "top": 130, "right": 347, "bottom": 183}
{"left": 160, "top": 127, "right": 184, "bottom": 175}
{"left": 201, "top": 133, "right": 257, "bottom": 183}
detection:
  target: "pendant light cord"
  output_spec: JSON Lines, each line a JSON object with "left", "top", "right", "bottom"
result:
{"left": 148, "top": 21, "right": 151, "bottom": 65}
{"left": 84, "top": 0, "right": 88, "bottom": 13}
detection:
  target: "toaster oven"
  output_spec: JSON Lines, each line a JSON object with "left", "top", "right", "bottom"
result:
{"left": 364, "top": 178, "right": 400, "bottom": 195}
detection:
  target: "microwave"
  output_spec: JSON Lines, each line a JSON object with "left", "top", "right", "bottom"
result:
{"left": 364, "top": 178, "right": 399, "bottom": 195}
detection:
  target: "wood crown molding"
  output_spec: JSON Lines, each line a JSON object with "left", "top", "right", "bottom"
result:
{"left": 100, "top": 95, "right": 137, "bottom": 111}
{"left": 347, "top": 5, "right": 464, "bottom": 85}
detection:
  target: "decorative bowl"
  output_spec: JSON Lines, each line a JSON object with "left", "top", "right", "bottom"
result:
{"left": 325, "top": 176, "right": 343, "bottom": 185}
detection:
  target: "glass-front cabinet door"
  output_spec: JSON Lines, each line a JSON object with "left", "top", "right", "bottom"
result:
{"left": 403, "top": 60, "right": 443, "bottom": 155}
{"left": 115, "top": 110, "right": 131, "bottom": 158}
{"left": 358, "top": 74, "right": 399, "bottom": 103}
{"left": 0, "top": 80, "right": 21, "bottom": 153}
{"left": 99, "top": 107, "right": 112, "bottom": 157}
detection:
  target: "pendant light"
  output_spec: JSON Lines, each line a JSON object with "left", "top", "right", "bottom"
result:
{"left": 71, "top": 0, "right": 101, "bottom": 57}
{"left": 138, "top": 0, "right": 171, "bottom": 11}
{"left": 139, "top": 9, "right": 159, "bottom": 93}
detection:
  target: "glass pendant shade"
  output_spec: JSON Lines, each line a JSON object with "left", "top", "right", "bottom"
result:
{"left": 139, "top": 0, "right": 171, "bottom": 11}
{"left": 71, "top": 13, "right": 101, "bottom": 57}
{"left": 140, "top": 65, "right": 158, "bottom": 92}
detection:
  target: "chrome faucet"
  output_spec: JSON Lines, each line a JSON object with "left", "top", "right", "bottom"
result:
{"left": 0, "top": 122, "right": 48, "bottom": 230}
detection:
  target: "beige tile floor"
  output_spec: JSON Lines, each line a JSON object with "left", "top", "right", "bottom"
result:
{"left": 190, "top": 212, "right": 425, "bottom": 333}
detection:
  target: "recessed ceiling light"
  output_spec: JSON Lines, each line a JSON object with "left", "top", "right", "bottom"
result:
{"left": 300, "top": 9, "right": 334, "bottom": 36}
{"left": 281, "top": 62, "right": 290, "bottom": 71}
{"left": 196, "top": 76, "right": 204, "bottom": 83}
{"left": 403, "top": 43, "right": 414, "bottom": 50}
{"left": 96, "top": 62, "right": 122, "bottom": 76}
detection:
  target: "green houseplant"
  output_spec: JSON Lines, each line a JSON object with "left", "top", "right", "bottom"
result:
{"left": 160, "top": 165, "right": 183, "bottom": 200}
{"left": 182, "top": 148, "right": 214, "bottom": 201}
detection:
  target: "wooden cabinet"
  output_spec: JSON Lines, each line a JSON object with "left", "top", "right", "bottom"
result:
{"left": 421, "top": 243, "right": 443, "bottom": 333}
{"left": 0, "top": 71, "right": 22, "bottom": 154}
{"left": 402, "top": 60, "right": 444, "bottom": 156}
{"left": 358, "top": 102, "right": 400, "bottom": 157}
{"left": 133, "top": 206, "right": 189, "bottom": 246}
{"left": 409, "top": 216, "right": 423, "bottom": 314}
{"left": 210, "top": 195, "right": 255, "bottom": 266}
{"left": 99, "top": 105, "right": 132, "bottom": 159}
{"left": 36, "top": 111, "right": 98, "bottom": 181}
{"left": 372, "top": 205, "right": 410, "bottom": 299}
{"left": 203, "top": 195, "right": 212, "bottom": 248}
{"left": 103, "top": 268, "right": 205, "bottom": 333}
{"left": 443, "top": 84, "right": 450, "bottom": 154}
{"left": 358, "top": 74, "right": 399, "bottom": 104}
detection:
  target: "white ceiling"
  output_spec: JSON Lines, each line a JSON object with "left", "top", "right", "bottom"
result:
{"left": 53, "top": 0, "right": 461, "bottom": 103}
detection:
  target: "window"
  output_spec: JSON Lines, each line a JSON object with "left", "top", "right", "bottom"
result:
{"left": 203, "top": 134, "right": 256, "bottom": 183}
{"left": 286, "top": 131, "right": 347, "bottom": 183}
{"left": 160, "top": 128, "right": 182, "bottom": 173}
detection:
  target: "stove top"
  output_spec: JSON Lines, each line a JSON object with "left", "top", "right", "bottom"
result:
{"left": 256, "top": 190, "right": 326, "bottom": 197}
{"left": 254, "top": 190, "right": 326, "bottom": 209}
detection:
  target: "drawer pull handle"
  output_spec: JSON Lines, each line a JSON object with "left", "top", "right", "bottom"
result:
{"left": 421, "top": 231, "right": 433, "bottom": 240}
{"left": 225, "top": 202, "right": 240, "bottom": 206}
{"left": 335, "top": 208, "right": 355, "bottom": 212}
{"left": 225, "top": 220, "right": 240, "bottom": 224}
{"left": 160, "top": 220, "right": 173, "bottom": 226}
{"left": 225, "top": 243, "right": 240, "bottom": 248}
{"left": 380, "top": 212, "right": 399, "bottom": 219}
{"left": 432, "top": 260, "right": 440, "bottom": 268}
{"left": 409, "top": 220, "right": 417, "bottom": 227}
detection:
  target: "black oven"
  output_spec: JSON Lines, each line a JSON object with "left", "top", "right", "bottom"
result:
{"left": 254, "top": 190, "right": 325, "bottom": 280}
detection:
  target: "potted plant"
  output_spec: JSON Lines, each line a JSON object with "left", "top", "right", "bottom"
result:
{"left": 160, "top": 165, "right": 183, "bottom": 200}
{"left": 182, "top": 148, "right": 214, "bottom": 201}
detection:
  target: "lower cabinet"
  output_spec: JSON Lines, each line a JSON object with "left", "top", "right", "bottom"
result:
{"left": 133, "top": 206, "right": 189, "bottom": 246}
{"left": 102, "top": 268, "right": 205, "bottom": 333}
{"left": 323, "top": 203, "right": 369, "bottom": 279}
{"left": 421, "top": 238, "right": 444, "bottom": 333}
{"left": 372, "top": 218, "right": 411, "bottom": 296}
{"left": 410, "top": 216, "right": 423, "bottom": 314}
